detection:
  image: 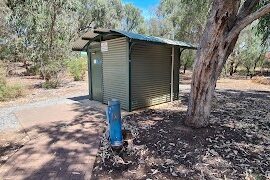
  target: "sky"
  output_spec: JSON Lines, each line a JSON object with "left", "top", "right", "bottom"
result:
{"left": 122, "top": 0, "right": 160, "bottom": 20}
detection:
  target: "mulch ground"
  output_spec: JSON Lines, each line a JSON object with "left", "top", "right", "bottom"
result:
{"left": 92, "top": 89, "right": 270, "bottom": 179}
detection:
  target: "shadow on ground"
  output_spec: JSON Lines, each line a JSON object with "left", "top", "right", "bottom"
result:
{"left": 92, "top": 89, "right": 270, "bottom": 179}
{"left": 0, "top": 99, "right": 106, "bottom": 179}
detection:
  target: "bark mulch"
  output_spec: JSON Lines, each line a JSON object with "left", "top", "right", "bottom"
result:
{"left": 92, "top": 89, "right": 270, "bottom": 180}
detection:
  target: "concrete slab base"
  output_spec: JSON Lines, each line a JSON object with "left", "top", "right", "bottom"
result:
{"left": 0, "top": 102, "right": 106, "bottom": 180}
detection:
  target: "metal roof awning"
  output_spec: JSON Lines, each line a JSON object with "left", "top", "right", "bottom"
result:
{"left": 71, "top": 29, "right": 197, "bottom": 51}
{"left": 81, "top": 31, "right": 99, "bottom": 40}
{"left": 71, "top": 39, "right": 89, "bottom": 51}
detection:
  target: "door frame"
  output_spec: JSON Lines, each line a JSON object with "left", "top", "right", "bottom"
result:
{"left": 90, "top": 50, "right": 103, "bottom": 102}
{"left": 87, "top": 48, "right": 93, "bottom": 100}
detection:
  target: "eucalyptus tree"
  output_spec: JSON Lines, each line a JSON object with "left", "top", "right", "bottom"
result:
{"left": 236, "top": 25, "right": 264, "bottom": 78}
{"left": 257, "top": 0, "right": 270, "bottom": 46}
{"left": 155, "top": 0, "right": 210, "bottom": 74}
{"left": 158, "top": 0, "right": 210, "bottom": 43}
{"left": 6, "top": 0, "right": 80, "bottom": 80}
{"left": 0, "top": 0, "right": 11, "bottom": 62}
{"left": 186, "top": 0, "right": 270, "bottom": 128}
{"left": 122, "top": 3, "right": 144, "bottom": 32}
{"left": 147, "top": 17, "right": 170, "bottom": 37}
{"left": 0, "top": 0, "right": 10, "bottom": 39}
{"left": 78, "top": 0, "right": 123, "bottom": 32}
{"left": 181, "top": 50, "right": 195, "bottom": 74}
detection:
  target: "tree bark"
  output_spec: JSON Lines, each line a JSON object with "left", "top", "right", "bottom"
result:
{"left": 233, "top": 62, "right": 239, "bottom": 73}
{"left": 185, "top": 0, "right": 270, "bottom": 128}
{"left": 246, "top": 67, "right": 250, "bottom": 79}
{"left": 183, "top": 64, "right": 187, "bottom": 74}
{"left": 229, "top": 61, "right": 234, "bottom": 76}
{"left": 49, "top": 3, "right": 57, "bottom": 52}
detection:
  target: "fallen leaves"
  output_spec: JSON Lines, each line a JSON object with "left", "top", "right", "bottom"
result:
{"left": 93, "top": 90, "right": 270, "bottom": 179}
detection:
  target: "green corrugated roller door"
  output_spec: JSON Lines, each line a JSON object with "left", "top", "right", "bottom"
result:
{"left": 131, "top": 43, "right": 172, "bottom": 110}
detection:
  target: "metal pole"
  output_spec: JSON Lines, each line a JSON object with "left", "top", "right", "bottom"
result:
{"left": 171, "top": 46, "right": 175, "bottom": 102}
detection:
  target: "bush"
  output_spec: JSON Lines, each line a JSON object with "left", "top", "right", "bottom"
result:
{"left": 25, "top": 65, "right": 40, "bottom": 76}
{"left": 0, "top": 83, "right": 24, "bottom": 101}
{"left": 0, "top": 66, "right": 7, "bottom": 85}
{"left": 41, "top": 60, "right": 66, "bottom": 89}
{"left": 67, "top": 58, "right": 87, "bottom": 81}
{"left": 42, "top": 80, "right": 59, "bottom": 89}
{"left": 0, "top": 65, "right": 24, "bottom": 101}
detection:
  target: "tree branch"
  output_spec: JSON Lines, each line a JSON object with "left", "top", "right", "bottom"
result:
{"left": 227, "top": 2, "right": 270, "bottom": 42}
{"left": 237, "top": 0, "right": 260, "bottom": 21}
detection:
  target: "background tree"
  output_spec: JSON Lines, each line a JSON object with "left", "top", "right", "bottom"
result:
{"left": 0, "top": 0, "right": 12, "bottom": 73}
{"left": 226, "top": 51, "right": 241, "bottom": 76}
{"left": 257, "top": 0, "right": 270, "bottom": 47}
{"left": 0, "top": 0, "right": 10, "bottom": 40}
{"left": 155, "top": 0, "right": 210, "bottom": 73}
{"left": 242, "top": 24, "right": 265, "bottom": 77}
{"left": 157, "top": 0, "right": 210, "bottom": 42}
{"left": 186, "top": 0, "right": 270, "bottom": 128}
{"left": 226, "top": 23, "right": 264, "bottom": 77}
{"left": 122, "top": 3, "right": 144, "bottom": 32}
{"left": 146, "top": 17, "right": 169, "bottom": 37}
{"left": 181, "top": 50, "right": 195, "bottom": 74}
{"left": 5, "top": 0, "right": 80, "bottom": 84}
{"left": 78, "top": 0, "right": 123, "bottom": 33}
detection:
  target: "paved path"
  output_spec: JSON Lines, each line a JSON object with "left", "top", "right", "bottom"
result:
{"left": 0, "top": 94, "right": 90, "bottom": 132}
{"left": 0, "top": 95, "right": 107, "bottom": 180}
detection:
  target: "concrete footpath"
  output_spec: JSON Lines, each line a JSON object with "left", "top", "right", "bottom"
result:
{"left": 0, "top": 97, "right": 106, "bottom": 179}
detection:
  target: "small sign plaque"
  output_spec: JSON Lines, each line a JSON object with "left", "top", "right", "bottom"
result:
{"left": 101, "top": 41, "right": 108, "bottom": 52}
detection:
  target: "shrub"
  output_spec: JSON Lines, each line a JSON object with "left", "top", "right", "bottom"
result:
{"left": 42, "top": 80, "right": 59, "bottom": 89}
{"left": 41, "top": 60, "right": 66, "bottom": 89}
{"left": 67, "top": 58, "right": 87, "bottom": 81}
{"left": 0, "top": 66, "right": 24, "bottom": 101}
{"left": 25, "top": 65, "right": 40, "bottom": 76}
{"left": 0, "top": 83, "right": 24, "bottom": 101}
{"left": 0, "top": 66, "right": 7, "bottom": 86}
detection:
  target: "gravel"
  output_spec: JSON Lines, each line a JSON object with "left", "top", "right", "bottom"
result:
{"left": 0, "top": 84, "right": 194, "bottom": 132}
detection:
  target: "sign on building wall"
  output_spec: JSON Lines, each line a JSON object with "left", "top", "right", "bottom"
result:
{"left": 101, "top": 41, "right": 108, "bottom": 52}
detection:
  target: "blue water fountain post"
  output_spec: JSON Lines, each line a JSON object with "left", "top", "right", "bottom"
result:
{"left": 106, "top": 99, "right": 123, "bottom": 147}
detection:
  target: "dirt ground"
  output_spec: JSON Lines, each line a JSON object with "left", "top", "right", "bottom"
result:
{"left": 181, "top": 71, "right": 270, "bottom": 92}
{"left": 92, "top": 73, "right": 270, "bottom": 179}
{"left": 0, "top": 74, "right": 88, "bottom": 108}
{"left": 1, "top": 71, "right": 270, "bottom": 179}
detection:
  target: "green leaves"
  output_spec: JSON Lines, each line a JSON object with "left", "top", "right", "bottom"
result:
{"left": 78, "top": 0, "right": 125, "bottom": 31}
{"left": 256, "top": 0, "right": 270, "bottom": 46}
{"left": 232, "top": 24, "right": 264, "bottom": 75}
{"left": 122, "top": 3, "right": 144, "bottom": 32}
{"left": 156, "top": 0, "right": 210, "bottom": 42}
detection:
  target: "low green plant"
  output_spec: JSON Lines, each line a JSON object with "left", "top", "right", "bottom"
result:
{"left": 42, "top": 80, "right": 60, "bottom": 89}
{"left": 41, "top": 60, "right": 66, "bottom": 89}
{"left": 0, "top": 83, "right": 24, "bottom": 101}
{"left": 0, "top": 66, "right": 6, "bottom": 85}
{"left": 0, "top": 64, "right": 24, "bottom": 101}
{"left": 26, "top": 65, "right": 40, "bottom": 76}
{"left": 67, "top": 58, "right": 87, "bottom": 81}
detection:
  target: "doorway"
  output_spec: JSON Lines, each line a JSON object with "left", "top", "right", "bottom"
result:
{"left": 91, "top": 51, "right": 103, "bottom": 102}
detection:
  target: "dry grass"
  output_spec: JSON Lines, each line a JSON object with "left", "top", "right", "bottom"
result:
{"left": 251, "top": 76, "right": 270, "bottom": 85}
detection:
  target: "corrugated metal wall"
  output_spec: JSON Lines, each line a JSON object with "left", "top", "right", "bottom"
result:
{"left": 131, "top": 43, "right": 177, "bottom": 110}
{"left": 102, "top": 37, "right": 130, "bottom": 110}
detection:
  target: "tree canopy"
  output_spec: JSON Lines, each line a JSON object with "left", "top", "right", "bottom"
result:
{"left": 256, "top": 0, "right": 270, "bottom": 46}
